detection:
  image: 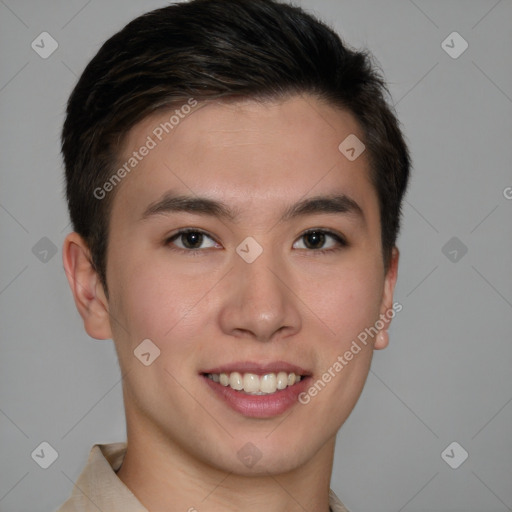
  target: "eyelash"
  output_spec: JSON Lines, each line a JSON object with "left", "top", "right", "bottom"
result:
{"left": 164, "top": 228, "right": 348, "bottom": 256}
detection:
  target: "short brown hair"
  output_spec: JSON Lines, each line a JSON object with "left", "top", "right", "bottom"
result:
{"left": 62, "top": 0, "right": 411, "bottom": 296}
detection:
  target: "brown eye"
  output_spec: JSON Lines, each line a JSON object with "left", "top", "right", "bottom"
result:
{"left": 303, "top": 231, "right": 326, "bottom": 249}
{"left": 293, "top": 229, "right": 347, "bottom": 252}
{"left": 166, "top": 229, "right": 218, "bottom": 251}
{"left": 180, "top": 231, "right": 204, "bottom": 249}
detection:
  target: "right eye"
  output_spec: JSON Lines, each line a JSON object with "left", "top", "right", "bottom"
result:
{"left": 165, "top": 229, "right": 220, "bottom": 253}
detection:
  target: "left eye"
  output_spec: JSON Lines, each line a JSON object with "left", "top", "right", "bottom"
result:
{"left": 293, "top": 230, "right": 346, "bottom": 251}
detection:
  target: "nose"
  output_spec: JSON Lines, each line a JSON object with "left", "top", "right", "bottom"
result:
{"left": 218, "top": 245, "right": 302, "bottom": 343}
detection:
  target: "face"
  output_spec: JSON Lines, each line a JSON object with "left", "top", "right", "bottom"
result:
{"left": 72, "top": 94, "right": 398, "bottom": 476}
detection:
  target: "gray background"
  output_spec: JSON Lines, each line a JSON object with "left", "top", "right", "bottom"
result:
{"left": 1, "top": 0, "right": 511, "bottom": 511}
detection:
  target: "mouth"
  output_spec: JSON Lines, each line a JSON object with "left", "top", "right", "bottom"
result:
{"left": 204, "top": 371, "right": 303, "bottom": 395}
{"left": 200, "top": 362, "right": 311, "bottom": 418}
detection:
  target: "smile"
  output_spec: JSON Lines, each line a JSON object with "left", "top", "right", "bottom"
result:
{"left": 201, "top": 362, "right": 311, "bottom": 418}
{"left": 205, "top": 371, "right": 303, "bottom": 395}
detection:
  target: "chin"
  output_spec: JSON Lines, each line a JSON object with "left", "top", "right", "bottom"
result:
{"left": 201, "top": 430, "right": 327, "bottom": 477}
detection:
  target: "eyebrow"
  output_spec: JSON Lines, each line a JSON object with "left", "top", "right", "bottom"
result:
{"left": 140, "top": 192, "right": 365, "bottom": 224}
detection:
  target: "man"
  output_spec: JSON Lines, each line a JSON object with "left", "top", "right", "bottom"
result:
{"left": 59, "top": 0, "right": 410, "bottom": 510}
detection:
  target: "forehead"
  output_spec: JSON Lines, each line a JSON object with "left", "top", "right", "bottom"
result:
{"left": 110, "top": 95, "right": 377, "bottom": 226}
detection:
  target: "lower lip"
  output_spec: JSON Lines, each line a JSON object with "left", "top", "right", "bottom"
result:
{"left": 202, "top": 375, "right": 310, "bottom": 418}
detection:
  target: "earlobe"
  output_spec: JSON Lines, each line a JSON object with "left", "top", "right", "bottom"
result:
{"left": 62, "top": 232, "right": 112, "bottom": 340}
{"left": 375, "top": 246, "right": 400, "bottom": 350}
{"left": 374, "top": 330, "right": 389, "bottom": 350}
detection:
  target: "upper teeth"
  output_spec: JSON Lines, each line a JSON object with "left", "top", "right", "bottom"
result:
{"left": 207, "top": 371, "right": 302, "bottom": 394}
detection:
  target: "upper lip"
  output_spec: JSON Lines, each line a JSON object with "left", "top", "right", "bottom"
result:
{"left": 202, "top": 361, "right": 310, "bottom": 376}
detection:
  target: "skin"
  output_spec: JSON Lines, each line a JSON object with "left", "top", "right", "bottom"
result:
{"left": 63, "top": 94, "right": 399, "bottom": 512}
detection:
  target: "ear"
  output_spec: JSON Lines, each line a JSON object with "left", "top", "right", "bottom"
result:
{"left": 374, "top": 246, "right": 400, "bottom": 350}
{"left": 62, "top": 232, "right": 112, "bottom": 340}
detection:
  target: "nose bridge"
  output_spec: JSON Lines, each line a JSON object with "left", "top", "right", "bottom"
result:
{"left": 219, "top": 240, "right": 301, "bottom": 342}
{"left": 240, "top": 243, "right": 282, "bottom": 304}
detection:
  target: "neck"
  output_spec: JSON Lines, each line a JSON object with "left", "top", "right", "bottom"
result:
{"left": 116, "top": 412, "right": 335, "bottom": 512}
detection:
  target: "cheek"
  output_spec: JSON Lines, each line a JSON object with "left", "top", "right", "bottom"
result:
{"left": 108, "top": 252, "right": 214, "bottom": 358}
{"left": 298, "top": 264, "right": 383, "bottom": 424}
{"left": 107, "top": 256, "right": 204, "bottom": 403}
{"left": 130, "top": 278, "right": 179, "bottom": 339}
{"left": 311, "top": 260, "right": 383, "bottom": 349}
